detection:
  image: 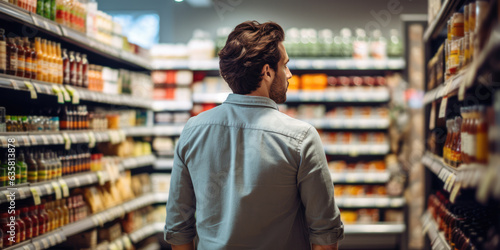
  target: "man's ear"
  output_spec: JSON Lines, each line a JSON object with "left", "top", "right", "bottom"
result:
{"left": 261, "top": 64, "right": 274, "bottom": 80}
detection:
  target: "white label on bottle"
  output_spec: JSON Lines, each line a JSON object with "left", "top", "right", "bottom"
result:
{"left": 9, "top": 53, "right": 17, "bottom": 71}
{"left": 469, "top": 134, "right": 477, "bottom": 158}
{"left": 461, "top": 132, "right": 466, "bottom": 157}
{"left": 0, "top": 40, "right": 6, "bottom": 71}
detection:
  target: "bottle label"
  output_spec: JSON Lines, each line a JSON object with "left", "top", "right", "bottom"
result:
{"left": 476, "top": 132, "right": 488, "bottom": 162}
{"left": 9, "top": 53, "right": 17, "bottom": 71}
{"left": 17, "top": 56, "right": 25, "bottom": 71}
{"left": 460, "top": 132, "right": 466, "bottom": 156}
{"left": 25, "top": 57, "right": 32, "bottom": 73}
{"left": 0, "top": 41, "right": 6, "bottom": 70}
{"left": 469, "top": 134, "right": 476, "bottom": 158}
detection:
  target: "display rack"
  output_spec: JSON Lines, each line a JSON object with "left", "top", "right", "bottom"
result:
{"left": 421, "top": 212, "right": 451, "bottom": 250}
{"left": 423, "top": 0, "right": 466, "bottom": 42}
{"left": 330, "top": 171, "right": 391, "bottom": 183}
{"left": 335, "top": 197, "right": 405, "bottom": 208}
{"left": 0, "top": 1, "right": 151, "bottom": 71}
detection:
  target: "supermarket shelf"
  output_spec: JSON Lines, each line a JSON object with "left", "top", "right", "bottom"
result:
{"left": 156, "top": 150, "right": 175, "bottom": 157}
{"left": 0, "top": 74, "right": 154, "bottom": 109}
{"left": 120, "top": 155, "right": 156, "bottom": 170}
{"left": 123, "top": 126, "right": 155, "bottom": 137}
{"left": 0, "top": 130, "right": 125, "bottom": 148}
{"left": 302, "top": 118, "right": 390, "bottom": 130}
{"left": 421, "top": 151, "right": 458, "bottom": 192}
{"left": 324, "top": 144, "right": 390, "bottom": 155}
{"left": 154, "top": 158, "right": 174, "bottom": 170}
{"left": 129, "top": 222, "right": 164, "bottom": 244}
{"left": 152, "top": 100, "right": 193, "bottom": 112}
{"left": 335, "top": 197, "right": 405, "bottom": 208}
{"left": 152, "top": 58, "right": 405, "bottom": 71}
{"left": 423, "top": 70, "right": 465, "bottom": 105}
{"left": 344, "top": 223, "right": 406, "bottom": 234}
{"left": 330, "top": 171, "right": 391, "bottom": 183}
{"left": 154, "top": 124, "right": 185, "bottom": 136}
{"left": 421, "top": 211, "right": 452, "bottom": 250}
{"left": 0, "top": 1, "right": 151, "bottom": 70}
{"left": 286, "top": 89, "right": 390, "bottom": 103}
{"left": 423, "top": 0, "right": 466, "bottom": 42}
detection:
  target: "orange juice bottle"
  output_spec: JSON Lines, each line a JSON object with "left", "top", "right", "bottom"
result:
{"left": 46, "top": 41, "right": 54, "bottom": 83}
{"left": 39, "top": 39, "right": 48, "bottom": 82}
{"left": 56, "top": 43, "right": 63, "bottom": 84}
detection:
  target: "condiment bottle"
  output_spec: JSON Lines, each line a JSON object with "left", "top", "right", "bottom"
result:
{"left": 476, "top": 105, "right": 488, "bottom": 164}
{"left": 0, "top": 29, "right": 6, "bottom": 74}
{"left": 7, "top": 37, "right": 18, "bottom": 76}
{"left": 56, "top": 43, "right": 63, "bottom": 84}
{"left": 15, "top": 210, "right": 26, "bottom": 242}
{"left": 0, "top": 213, "right": 14, "bottom": 247}
{"left": 45, "top": 151, "right": 54, "bottom": 180}
{"left": 48, "top": 41, "right": 56, "bottom": 83}
{"left": 75, "top": 52, "right": 82, "bottom": 87}
{"left": 452, "top": 116, "right": 462, "bottom": 167}
{"left": 15, "top": 38, "right": 25, "bottom": 78}
{"left": 82, "top": 54, "right": 88, "bottom": 88}
{"left": 20, "top": 208, "right": 33, "bottom": 241}
{"left": 29, "top": 206, "right": 40, "bottom": 237}
{"left": 45, "top": 201, "right": 55, "bottom": 231}
{"left": 28, "top": 38, "right": 37, "bottom": 80}
{"left": 35, "top": 38, "right": 43, "bottom": 81}
{"left": 40, "top": 39, "right": 49, "bottom": 82}
{"left": 444, "top": 119, "right": 453, "bottom": 164}
{"left": 36, "top": 151, "right": 48, "bottom": 182}
{"left": 16, "top": 150, "right": 28, "bottom": 184}
{"left": 69, "top": 51, "right": 76, "bottom": 86}
{"left": 62, "top": 48, "right": 70, "bottom": 84}
{"left": 26, "top": 150, "right": 38, "bottom": 183}
{"left": 469, "top": 106, "right": 478, "bottom": 163}
{"left": 61, "top": 198, "right": 69, "bottom": 225}
{"left": 37, "top": 204, "right": 49, "bottom": 234}
{"left": 22, "top": 38, "right": 32, "bottom": 79}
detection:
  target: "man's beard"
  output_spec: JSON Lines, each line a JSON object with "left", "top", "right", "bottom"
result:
{"left": 269, "top": 76, "right": 287, "bottom": 104}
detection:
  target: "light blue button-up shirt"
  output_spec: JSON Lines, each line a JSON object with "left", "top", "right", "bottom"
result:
{"left": 165, "top": 94, "right": 344, "bottom": 249}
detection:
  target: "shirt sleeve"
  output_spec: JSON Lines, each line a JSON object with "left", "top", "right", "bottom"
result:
{"left": 297, "top": 126, "right": 344, "bottom": 245}
{"left": 164, "top": 126, "right": 197, "bottom": 245}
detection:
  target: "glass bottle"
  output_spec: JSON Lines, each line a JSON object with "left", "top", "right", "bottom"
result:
{"left": 36, "top": 151, "right": 48, "bottom": 182}
{"left": 476, "top": 105, "right": 488, "bottom": 164}
{"left": 29, "top": 37, "right": 37, "bottom": 80}
{"left": 20, "top": 208, "right": 33, "bottom": 241}
{"left": 22, "top": 38, "right": 32, "bottom": 79}
{"left": 353, "top": 28, "right": 368, "bottom": 59}
{"left": 75, "top": 52, "right": 82, "bottom": 87}
{"left": 16, "top": 150, "right": 28, "bottom": 184}
{"left": 15, "top": 38, "right": 25, "bottom": 78}
{"left": 62, "top": 48, "right": 70, "bottom": 85}
{"left": 45, "top": 201, "right": 54, "bottom": 231}
{"left": 48, "top": 41, "right": 56, "bottom": 83}
{"left": 60, "top": 198, "right": 69, "bottom": 225}
{"left": 36, "top": 0, "right": 44, "bottom": 16}
{"left": 7, "top": 37, "right": 18, "bottom": 76}
{"left": 0, "top": 29, "right": 6, "bottom": 74}
{"left": 45, "top": 151, "right": 54, "bottom": 181}
{"left": 69, "top": 51, "right": 76, "bottom": 86}
{"left": 56, "top": 43, "right": 63, "bottom": 84}
{"left": 469, "top": 106, "right": 478, "bottom": 163}
{"left": 1, "top": 212, "right": 15, "bottom": 247}
{"left": 15, "top": 210, "right": 26, "bottom": 243}
{"left": 81, "top": 54, "right": 88, "bottom": 88}
{"left": 340, "top": 28, "right": 353, "bottom": 58}
{"left": 38, "top": 204, "right": 49, "bottom": 234}
{"left": 40, "top": 39, "right": 49, "bottom": 82}
{"left": 26, "top": 150, "right": 38, "bottom": 183}
{"left": 451, "top": 117, "right": 463, "bottom": 167}
{"left": 387, "top": 29, "right": 403, "bottom": 58}
{"left": 29, "top": 206, "right": 39, "bottom": 238}
{"left": 444, "top": 119, "right": 453, "bottom": 164}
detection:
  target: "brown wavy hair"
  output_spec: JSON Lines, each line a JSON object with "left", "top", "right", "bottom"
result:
{"left": 218, "top": 21, "right": 285, "bottom": 94}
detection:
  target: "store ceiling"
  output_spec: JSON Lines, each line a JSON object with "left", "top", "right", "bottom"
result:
{"left": 186, "top": 0, "right": 211, "bottom": 7}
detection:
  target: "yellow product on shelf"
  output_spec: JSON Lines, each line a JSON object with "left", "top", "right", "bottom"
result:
{"left": 340, "top": 211, "right": 358, "bottom": 224}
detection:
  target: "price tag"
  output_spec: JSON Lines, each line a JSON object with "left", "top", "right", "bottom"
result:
{"left": 42, "top": 20, "right": 50, "bottom": 30}
{"left": 24, "top": 81, "right": 38, "bottom": 99}
{"left": 96, "top": 214, "right": 105, "bottom": 226}
{"left": 444, "top": 173, "right": 454, "bottom": 191}
{"left": 87, "top": 132, "right": 96, "bottom": 148}
{"left": 33, "top": 240, "right": 42, "bottom": 250}
{"left": 52, "top": 85, "right": 64, "bottom": 104}
{"left": 97, "top": 171, "right": 105, "bottom": 185}
{"left": 51, "top": 134, "right": 59, "bottom": 144}
{"left": 41, "top": 135, "right": 49, "bottom": 145}
{"left": 41, "top": 238, "right": 49, "bottom": 248}
{"left": 429, "top": 102, "right": 437, "bottom": 130}
{"left": 9, "top": 79, "right": 19, "bottom": 90}
{"left": 73, "top": 176, "right": 81, "bottom": 187}
{"left": 30, "top": 187, "right": 41, "bottom": 205}
{"left": 18, "top": 188, "right": 27, "bottom": 199}
{"left": 48, "top": 234, "right": 56, "bottom": 246}
{"left": 61, "top": 87, "right": 71, "bottom": 102}
{"left": 62, "top": 133, "right": 71, "bottom": 150}
{"left": 23, "top": 245, "right": 30, "bottom": 250}
{"left": 21, "top": 135, "right": 30, "bottom": 146}
{"left": 86, "top": 174, "right": 94, "bottom": 184}
{"left": 123, "top": 235, "right": 133, "bottom": 248}
{"left": 458, "top": 79, "right": 466, "bottom": 101}
{"left": 29, "top": 135, "right": 38, "bottom": 145}
{"left": 448, "top": 174, "right": 456, "bottom": 192}
{"left": 65, "top": 85, "right": 80, "bottom": 104}
{"left": 0, "top": 137, "right": 7, "bottom": 147}
{"left": 69, "top": 133, "right": 77, "bottom": 144}
{"left": 58, "top": 179, "right": 70, "bottom": 197}
{"left": 52, "top": 181, "right": 62, "bottom": 200}
{"left": 450, "top": 182, "right": 462, "bottom": 203}
{"left": 55, "top": 233, "right": 63, "bottom": 243}
{"left": 44, "top": 184, "right": 52, "bottom": 195}
{"left": 438, "top": 97, "right": 448, "bottom": 119}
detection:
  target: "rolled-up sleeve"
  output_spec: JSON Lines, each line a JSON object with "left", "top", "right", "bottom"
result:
{"left": 164, "top": 127, "right": 197, "bottom": 245}
{"left": 297, "top": 127, "right": 344, "bottom": 245}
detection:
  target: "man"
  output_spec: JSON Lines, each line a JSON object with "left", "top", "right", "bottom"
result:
{"left": 165, "top": 21, "right": 344, "bottom": 250}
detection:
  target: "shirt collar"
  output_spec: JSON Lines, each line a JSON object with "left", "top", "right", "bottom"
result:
{"left": 223, "top": 93, "right": 279, "bottom": 110}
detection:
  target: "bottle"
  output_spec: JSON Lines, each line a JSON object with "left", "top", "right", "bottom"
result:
{"left": 0, "top": 107, "right": 5, "bottom": 133}
{"left": 22, "top": 38, "right": 32, "bottom": 79}
{"left": 353, "top": 28, "right": 368, "bottom": 59}
{"left": 40, "top": 39, "right": 49, "bottom": 82}
{"left": 54, "top": 151, "right": 62, "bottom": 178}
{"left": 60, "top": 198, "right": 69, "bottom": 225}
{"left": 20, "top": 208, "right": 33, "bottom": 241}
{"left": 29, "top": 37, "right": 38, "bottom": 80}
{"left": 48, "top": 41, "right": 56, "bottom": 83}
{"left": 45, "top": 151, "right": 53, "bottom": 180}
{"left": 75, "top": 52, "right": 82, "bottom": 87}
{"left": 56, "top": 43, "right": 63, "bottom": 84}
{"left": 370, "top": 29, "right": 387, "bottom": 59}
{"left": 26, "top": 150, "right": 38, "bottom": 183}
{"left": 15, "top": 210, "right": 26, "bottom": 243}
{"left": 444, "top": 119, "right": 453, "bottom": 164}
{"left": 1, "top": 213, "right": 15, "bottom": 247}
{"left": 55, "top": 0, "right": 63, "bottom": 24}
{"left": 387, "top": 29, "right": 403, "bottom": 58}
{"left": 7, "top": 37, "right": 18, "bottom": 76}
{"left": 43, "top": 0, "right": 51, "bottom": 19}
{"left": 36, "top": 0, "right": 44, "bottom": 16}
{"left": 469, "top": 106, "right": 478, "bottom": 163}
{"left": 62, "top": 48, "right": 69, "bottom": 84}
{"left": 81, "top": 54, "right": 88, "bottom": 88}
{"left": 50, "top": 0, "right": 56, "bottom": 20}
{"left": 451, "top": 116, "right": 462, "bottom": 167}
{"left": 0, "top": 29, "right": 6, "bottom": 74}
{"left": 476, "top": 105, "right": 488, "bottom": 164}
{"left": 37, "top": 204, "right": 49, "bottom": 234}
{"left": 35, "top": 38, "right": 43, "bottom": 81}
{"left": 36, "top": 151, "right": 48, "bottom": 182}
{"left": 29, "top": 206, "right": 39, "bottom": 237}
{"left": 16, "top": 150, "right": 28, "bottom": 184}
{"left": 69, "top": 51, "right": 76, "bottom": 86}
{"left": 461, "top": 107, "right": 470, "bottom": 163}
